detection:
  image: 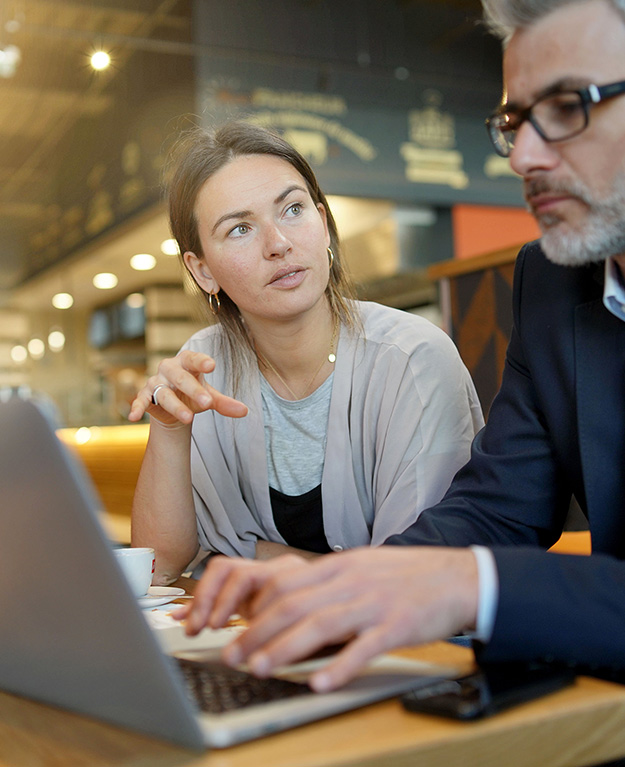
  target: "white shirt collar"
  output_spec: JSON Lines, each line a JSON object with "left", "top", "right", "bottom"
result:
{"left": 603, "top": 257, "right": 625, "bottom": 322}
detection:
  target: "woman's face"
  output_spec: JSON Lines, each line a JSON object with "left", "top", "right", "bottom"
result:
{"left": 185, "top": 154, "right": 332, "bottom": 326}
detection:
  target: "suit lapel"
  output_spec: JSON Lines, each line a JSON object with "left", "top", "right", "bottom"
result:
{"left": 575, "top": 298, "right": 625, "bottom": 552}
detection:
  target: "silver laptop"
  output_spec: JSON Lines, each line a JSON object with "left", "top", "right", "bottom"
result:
{"left": 0, "top": 397, "right": 455, "bottom": 750}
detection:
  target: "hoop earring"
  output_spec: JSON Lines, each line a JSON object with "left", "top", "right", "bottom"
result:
{"left": 208, "top": 291, "right": 221, "bottom": 315}
{"left": 327, "top": 247, "right": 335, "bottom": 270}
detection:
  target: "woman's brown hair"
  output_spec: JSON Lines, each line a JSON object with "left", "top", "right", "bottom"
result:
{"left": 167, "top": 120, "right": 358, "bottom": 385}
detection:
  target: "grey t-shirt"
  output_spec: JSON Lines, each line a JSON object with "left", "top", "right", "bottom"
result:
{"left": 260, "top": 372, "right": 333, "bottom": 496}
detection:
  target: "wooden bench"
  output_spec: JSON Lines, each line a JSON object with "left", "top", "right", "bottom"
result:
{"left": 548, "top": 530, "right": 591, "bottom": 555}
{"left": 57, "top": 423, "right": 591, "bottom": 554}
{"left": 57, "top": 424, "right": 149, "bottom": 544}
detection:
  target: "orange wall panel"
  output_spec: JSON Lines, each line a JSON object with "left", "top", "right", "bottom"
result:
{"left": 453, "top": 204, "right": 541, "bottom": 260}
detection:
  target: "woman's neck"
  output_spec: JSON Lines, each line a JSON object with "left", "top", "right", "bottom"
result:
{"left": 247, "top": 302, "right": 338, "bottom": 400}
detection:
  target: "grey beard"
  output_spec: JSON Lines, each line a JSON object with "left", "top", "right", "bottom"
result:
{"left": 529, "top": 175, "right": 625, "bottom": 267}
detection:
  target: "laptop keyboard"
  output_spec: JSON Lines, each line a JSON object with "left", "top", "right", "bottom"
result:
{"left": 175, "top": 657, "right": 311, "bottom": 714}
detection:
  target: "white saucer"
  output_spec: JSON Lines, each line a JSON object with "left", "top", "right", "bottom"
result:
{"left": 138, "top": 586, "right": 186, "bottom": 608}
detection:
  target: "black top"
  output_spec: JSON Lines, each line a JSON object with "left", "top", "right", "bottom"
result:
{"left": 270, "top": 484, "right": 331, "bottom": 554}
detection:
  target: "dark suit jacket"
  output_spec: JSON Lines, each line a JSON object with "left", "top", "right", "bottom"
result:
{"left": 387, "top": 241, "right": 625, "bottom": 674}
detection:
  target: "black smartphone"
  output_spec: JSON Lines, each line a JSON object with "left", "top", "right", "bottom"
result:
{"left": 400, "top": 662, "right": 576, "bottom": 720}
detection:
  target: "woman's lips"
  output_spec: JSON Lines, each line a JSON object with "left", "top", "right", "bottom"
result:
{"left": 268, "top": 266, "right": 306, "bottom": 287}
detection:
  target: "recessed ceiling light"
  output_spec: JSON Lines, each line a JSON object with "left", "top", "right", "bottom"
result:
{"left": 126, "top": 293, "right": 146, "bottom": 308}
{"left": 130, "top": 253, "right": 156, "bottom": 271}
{"left": 10, "top": 345, "right": 27, "bottom": 364}
{"left": 48, "top": 330, "right": 66, "bottom": 352}
{"left": 160, "top": 238, "right": 180, "bottom": 256}
{"left": 90, "top": 50, "right": 111, "bottom": 71}
{"left": 93, "top": 272, "right": 118, "bottom": 290}
{"left": 27, "top": 337, "right": 45, "bottom": 360}
{"left": 52, "top": 292, "right": 74, "bottom": 309}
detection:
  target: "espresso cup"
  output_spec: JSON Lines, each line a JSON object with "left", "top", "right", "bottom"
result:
{"left": 113, "top": 547, "right": 155, "bottom": 598}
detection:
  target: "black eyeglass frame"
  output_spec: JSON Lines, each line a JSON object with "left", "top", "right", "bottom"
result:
{"left": 485, "top": 79, "right": 625, "bottom": 157}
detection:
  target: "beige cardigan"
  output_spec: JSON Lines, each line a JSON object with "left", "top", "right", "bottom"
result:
{"left": 183, "top": 301, "right": 484, "bottom": 558}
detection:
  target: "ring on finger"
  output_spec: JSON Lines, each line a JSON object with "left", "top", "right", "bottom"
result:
{"left": 151, "top": 383, "right": 171, "bottom": 406}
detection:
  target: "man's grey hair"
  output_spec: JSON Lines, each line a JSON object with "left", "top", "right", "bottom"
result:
{"left": 482, "top": 0, "right": 625, "bottom": 41}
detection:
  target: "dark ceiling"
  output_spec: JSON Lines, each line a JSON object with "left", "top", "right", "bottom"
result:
{"left": 0, "top": 0, "right": 194, "bottom": 298}
{"left": 0, "top": 0, "right": 501, "bottom": 302}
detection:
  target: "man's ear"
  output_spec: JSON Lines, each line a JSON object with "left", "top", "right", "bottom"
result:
{"left": 183, "top": 251, "right": 220, "bottom": 294}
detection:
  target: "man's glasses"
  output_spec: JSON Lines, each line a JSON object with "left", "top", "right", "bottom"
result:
{"left": 485, "top": 79, "right": 625, "bottom": 158}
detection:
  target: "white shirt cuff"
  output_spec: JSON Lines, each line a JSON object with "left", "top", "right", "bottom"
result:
{"left": 469, "top": 545, "right": 499, "bottom": 643}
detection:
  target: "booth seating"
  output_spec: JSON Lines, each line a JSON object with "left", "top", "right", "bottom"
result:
{"left": 548, "top": 531, "right": 591, "bottom": 555}
{"left": 57, "top": 424, "right": 149, "bottom": 544}
{"left": 57, "top": 421, "right": 590, "bottom": 554}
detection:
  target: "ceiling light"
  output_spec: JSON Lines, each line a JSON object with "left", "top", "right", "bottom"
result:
{"left": 52, "top": 292, "right": 74, "bottom": 309}
{"left": 90, "top": 50, "right": 111, "bottom": 71}
{"left": 126, "top": 293, "right": 146, "bottom": 309}
{"left": 130, "top": 253, "right": 156, "bottom": 271}
{"left": 93, "top": 272, "right": 118, "bottom": 290}
{"left": 48, "top": 330, "right": 66, "bottom": 352}
{"left": 10, "top": 345, "right": 27, "bottom": 364}
{"left": 27, "top": 338, "right": 45, "bottom": 360}
{"left": 160, "top": 238, "right": 180, "bottom": 256}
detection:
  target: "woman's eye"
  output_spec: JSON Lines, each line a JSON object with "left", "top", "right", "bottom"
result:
{"left": 229, "top": 223, "right": 250, "bottom": 237}
{"left": 286, "top": 203, "right": 303, "bottom": 216}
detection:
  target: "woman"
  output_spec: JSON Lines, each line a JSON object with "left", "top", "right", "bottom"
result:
{"left": 129, "top": 121, "right": 483, "bottom": 584}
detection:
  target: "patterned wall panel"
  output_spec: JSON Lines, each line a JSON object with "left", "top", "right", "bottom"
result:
{"left": 451, "top": 262, "right": 514, "bottom": 415}
{"left": 429, "top": 248, "right": 518, "bottom": 417}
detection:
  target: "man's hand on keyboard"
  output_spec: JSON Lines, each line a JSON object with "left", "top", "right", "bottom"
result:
{"left": 175, "top": 548, "right": 479, "bottom": 693}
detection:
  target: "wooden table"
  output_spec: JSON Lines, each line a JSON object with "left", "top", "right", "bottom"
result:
{"left": 2, "top": 583, "right": 625, "bottom": 767}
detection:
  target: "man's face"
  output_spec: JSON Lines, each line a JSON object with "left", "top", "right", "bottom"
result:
{"left": 504, "top": 0, "right": 625, "bottom": 266}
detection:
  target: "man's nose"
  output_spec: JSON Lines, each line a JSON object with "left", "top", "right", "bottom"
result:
{"left": 509, "top": 120, "right": 561, "bottom": 177}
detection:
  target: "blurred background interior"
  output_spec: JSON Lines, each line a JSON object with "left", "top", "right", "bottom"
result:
{"left": 0, "top": 0, "right": 541, "bottom": 430}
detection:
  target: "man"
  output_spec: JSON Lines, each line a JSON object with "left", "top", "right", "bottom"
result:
{"left": 178, "top": 0, "right": 625, "bottom": 694}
